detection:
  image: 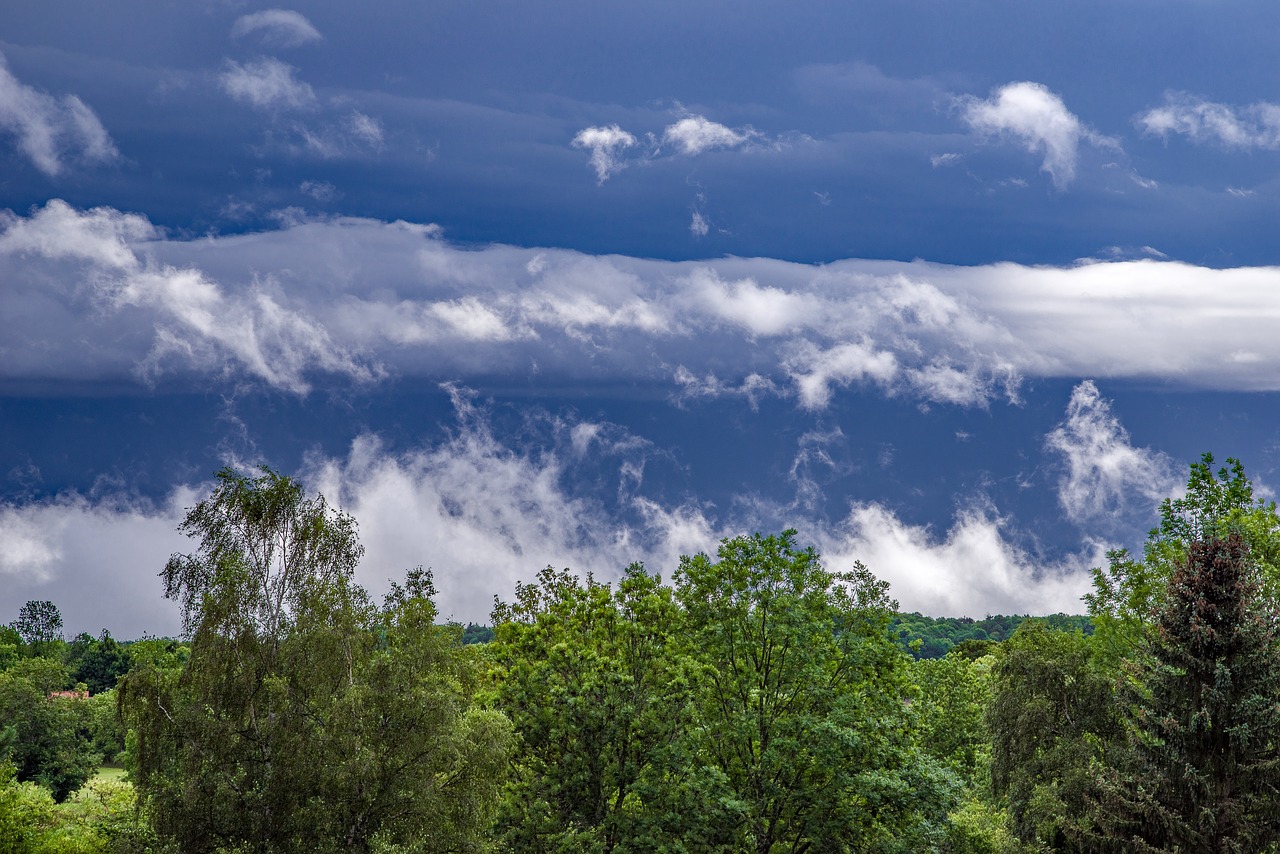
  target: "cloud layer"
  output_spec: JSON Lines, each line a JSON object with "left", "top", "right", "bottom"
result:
{"left": 12, "top": 202, "right": 1280, "bottom": 402}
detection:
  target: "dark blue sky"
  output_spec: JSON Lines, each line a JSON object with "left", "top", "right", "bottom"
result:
{"left": 5, "top": 1, "right": 1280, "bottom": 635}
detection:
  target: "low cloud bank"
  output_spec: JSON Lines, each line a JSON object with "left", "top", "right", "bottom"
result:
{"left": 3, "top": 389, "right": 1125, "bottom": 636}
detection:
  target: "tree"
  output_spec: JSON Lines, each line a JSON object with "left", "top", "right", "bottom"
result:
{"left": 986, "top": 621, "right": 1118, "bottom": 850}
{"left": 675, "top": 530, "right": 955, "bottom": 853}
{"left": 1087, "top": 454, "right": 1280, "bottom": 662}
{"left": 12, "top": 601, "right": 63, "bottom": 654}
{"left": 160, "top": 466, "right": 364, "bottom": 641}
{"left": 0, "top": 658, "right": 99, "bottom": 801}
{"left": 1090, "top": 533, "right": 1280, "bottom": 852}
{"left": 914, "top": 651, "right": 993, "bottom": 787}
{"left": 64, "top": 630, "right": 131, "bottom": 695}
{"left": 121, "top": 467, "right": 511, "bottom": 853}
{"left": 489, "top": 564, "right": 715, "bottom": 851}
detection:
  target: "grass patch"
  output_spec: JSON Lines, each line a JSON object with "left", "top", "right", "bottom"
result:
{"left": 95, "top": 765, "right": 128, "bottom": 782}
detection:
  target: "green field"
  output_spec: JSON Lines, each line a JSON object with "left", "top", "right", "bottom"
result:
{"left": 95, "top": 765, "right": 127, "bottom": 783}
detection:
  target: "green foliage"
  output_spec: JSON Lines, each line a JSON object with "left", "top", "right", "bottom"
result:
{"left": 11, "top": 602, "right": 63, "bottom": 653}
{"left": 63, "top": 632, "right": 130, "bottom": 696}
{"left": 986, "top": 621, "right": 1118, "bottom": 850}
{"left": 943, "top": 796, "right": 1027, "bottom": 854}
{"left": 1090, "top": 534, "right": 1280, "bottom": 852}
{"left": 83, "top": 691, "right": 125, "bottom": 766}
{"left": 121, "top": 468, "right": 511, "bottom": 854}
{"left": 0, "top": 626, "right": 21, "bottom": 673}
{"left": 0, "top": 659, "right": 99, "bottom": 802}
{"left": 914, "top": 653, "right": 993, "bottom": 786}
{"left": 891, "top": 613, "right": 1091, "bottom": 660}
{"left": 490, "top": 564, "right": 705, "bottom": 851}
{"left": 0, "top": 762, "right": 154, "bottom": 854}
{"left": 675, "top": 530, "right": 957, "bottom": 853}
{"left": 1087, "top": 453, "right": 1280, "bottom": 662}
{"left": 119, "top": 636, "right": 187, "bottom": 674}
{"left": 459, "top": 623, "right": 494, "bottom": 645}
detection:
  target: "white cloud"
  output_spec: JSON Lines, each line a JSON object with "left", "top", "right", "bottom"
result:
{"left": 300, "top": 179, "right": 338, "bottom": 201}
{"left": 0, "top": 51, "right": 118, "bottom": 176}
{"left": 686, "top": 267, "right": 823, "bottom": 336}
{"left": 4, "top": 391, "right": 1113, "bottom": 636}
{"left": 815, "top": 504, "right": 1097, "bottom": 617}
{"left": 572, "top": 124, "right": 637, "bottom": 183}
{"left": 220, "top": 58, "right": 316, "bottom": 110}
{"left": 662, "top": 115, "right": 749, "bottom": 155}
{"left": 19, "top": 203, "right": 1280, "bottom": 406}
{"left": 785, "top": 340, "right": 899, "bottom": 410}
{"left": 231, "top": 9, "right": 323, "bottom": 47}
{"left": 302, "top": 393, "right": 716, "bottom": 621}
{"left": 907, "top": 360, "right": 997, "bottom": 407}
{"left": 1044, "top": 380, "right": 1179, "bottom": 528}
{"left": 0, "top": 491, "right": 193, "bottom": 637}
{"left": 690, "top": 210, "right": 709, "bottom": 237}
{"left": 672, "top": 367, "right": 781, "bottom": 410}
{"left": 1138, "top": 92, "right": 1280, "bottom": 149}
{"left": 0, "top": 200, "right": 380, "bottom": 393}
{"left": 960, "top": 81, "right": 1111, "bottom": 189}
{"left": 345, "top": 110, "right": 384, "bottom": 147}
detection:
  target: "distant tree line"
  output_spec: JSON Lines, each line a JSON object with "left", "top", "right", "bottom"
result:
{"left": 5, "top": 453, "right": 1280, "bottom": 852}
{"left": 889, "top": 612, "right": 1093, "bottom": 660}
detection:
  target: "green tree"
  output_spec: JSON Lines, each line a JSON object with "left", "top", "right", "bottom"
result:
{"left": 0, "top": 658, "right": 98, "bottom": 802}
{"left": 1090, "top": 533, "right": 1280, "bottom": 852}
{"left": 489, "top": 564, "right": 714, "bottom": 851}
{"left": 986, "top": 621, "right": 1118, "bottom": 850}
{"left": 1088, "top": 454, "right": 1280, "bottom": 662}
{"left": 0, "top": 625, "right": 21, "bottom": 672}
{"left": 675, "top": 530, "right": 955, "bottom": 853}
{"left": 0, "top": 762, "right": 155, "bottom": 854}
{"left": 64, "top": 631, "right": 130, "bottom": 695}
{"left": 11, "top": 602, "right": 63, "bottom": 658}
{"left": 915, "top": 652, "right": 994, "bottom": 787}
{"left": 121, "top": 467, "right": 511, "bottom": 853}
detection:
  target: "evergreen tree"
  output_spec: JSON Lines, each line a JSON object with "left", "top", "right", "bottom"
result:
{"left": 1092, "top": 533, "right": 1280, "bottom": 852}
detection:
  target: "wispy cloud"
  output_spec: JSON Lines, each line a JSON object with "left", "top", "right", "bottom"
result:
{"left": 1138, "top": 92, "right": 1280, "bottom": 149}
{"left": 5, "top": 391, "right": 1099, "bottom": 635}
{"left": 345, "top": 110, "right": 384, "bottom": 147}
{"left": 231, "top": 9, "right": 323, "bottom": 48}
{"left": 689, "top": 210, "right": 709, "bottom": 237}
{"left": 1044, "top": 380, "right": 1179, "bottom": 529}
{"left": 220, "top": 57, "right": 316, "bottom": 111}
{"left": 959, "top": 81, "right": 1114, "bottom": 189}
{"left": 571, "top": 124, "right": 636, "bottom": 183}
{"left": 0, "top": 50, "right": 118, "bottom": 176}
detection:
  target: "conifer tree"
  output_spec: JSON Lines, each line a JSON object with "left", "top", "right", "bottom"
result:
{"left": 1092, "top": 533, "right": 1280, "bottom": 852}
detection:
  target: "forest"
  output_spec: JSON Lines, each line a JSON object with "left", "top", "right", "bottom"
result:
{"left": 4, "top": 453, "right": 1280, "bottom": 853}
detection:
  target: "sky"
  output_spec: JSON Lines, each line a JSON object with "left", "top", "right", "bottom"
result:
{"left": 6, "top": 1, "right": 1280, "bottom": 637}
